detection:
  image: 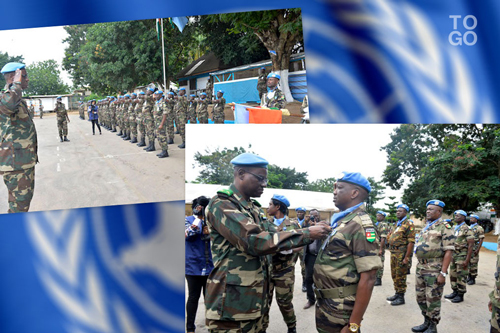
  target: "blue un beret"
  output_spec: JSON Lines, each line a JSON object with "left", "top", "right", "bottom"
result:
{"left": 139, "top": 91, "right": 146, "bottom": 95}
{"left": 1, "top": 62, "right": 25, "bottom": 74}
{"left": 201, "top": 92, "right": 207, "bottom": 96}
{"left": 261, "top": 66, "right": 266, "bottom": 70}
{"left": 470, "top": 214, "right": 479, "bottom": 220}
{"left": 217, "top": 90, "right": 224, "bottom": 94}
{"left": 426, "top": 200, "right": 445, "bottom": 208}
{"left": 168, "top": 92, "right": 174, "bottom": 95}
{"left": 454, "top": 210, "right": 467, "bottom": 217}
{"left": 154, "top": 90, "right": 163, "bottom": 95}
{"left": 267, "top": 73, "right": 281, "bottom": 80}
{"left": 131, "top": 93, "right": 137, "bottom": 96}
{"left": 295, "top": 207, "right": 306, "bottom": 212}
{"left": 397, "top": 204, "right": 409, "bottom": 212}
{"left": 337, "top": 172, "right": 371, "bottom": 193}
{"left": 190, "top": 94, "right": 196, "bottom": 97}
{"left": 179, "top": 87, "right": 186, "bottom": 91}
{"left": 272, "top": 194, "right": 290, "bottom": 208}
{"left": 231, "top": 153, "right": 268, "bottom": 168}
{"left": 147, "top": 87, "right": 155, "bottom": 92}
{"left": 124, "top": 94, "right": 130, "bottom": 98}
{"left": 56, "top": 96, "right": 62, "bottom": 100}
{"left": 377, "top": 211, "right": 387, "bottom": 217}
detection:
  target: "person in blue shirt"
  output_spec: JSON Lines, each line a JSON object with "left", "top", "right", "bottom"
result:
{"left": 88, "top": 100, "right": 101, "bottom": 135}
{"left": 185, "top": 196, "right": 213, "bottom": 333}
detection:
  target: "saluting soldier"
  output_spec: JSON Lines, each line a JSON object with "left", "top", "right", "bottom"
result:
{"left": 197, "top": 92, "right": 209, "bottom": 124}
{"left": 173, "top": 87, "right": 188, "bottom": 149}
{"left": 444, "top": 210, "right": 474, "bottom": 303}
{"left": 54, "top": 96, "right": 70, "bottom": 142}
{"left": 374, "top": 211, "right": 389, "bottom": 286}
{"left": 386, "top": 204, "right": 415, "bottom": 306}
{"left": 412, "top": 200, "right": 455, "bottom": 333}
{"left": 261, "top": 73, "right": 286, "bottom": 109}
{"left": 205, "top": 153, "right": 330, "bottom": 333}
{"left": 313, "top": 172, "right": 382, "bottom": 333}
{"left": 257, "top": 67, "right": 267, "bottom": 100}
{"left": 468, "top": 214, "right": 485, "bottom": 285}
{"left": 262, "top": 194, "right": 301, "bottom": 333}
{"left": 212, "top": 90, "right": 225, "bottom": 124}
{"left": 0, "top": 62, "right": 38, "bottom": 213}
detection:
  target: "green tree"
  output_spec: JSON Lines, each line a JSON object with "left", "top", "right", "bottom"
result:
{"left": 382, "top": 124, "right": 500, "bottom": 218}
{"left": 211, "top": 9, "right": 304, "bottom": 102}
{"left": 306, "top": 177, "right": 336, "bottom": 193}
{"left": 267, "top": 165, "right": 308, "bottom": 190}
{"left": 384, "top": 196, "right": 398, "bottom": 222}
{"left": 24, "top": 60, "right": 69, "bottom": 96}
{"left": 366, "top": 177, "right": 385, "bottom": 216}
{"left": 0, "top": 51, "right": 24, "bottom": 88}
{"left": 62, "top": 24, "right": 92, "bottom": 88}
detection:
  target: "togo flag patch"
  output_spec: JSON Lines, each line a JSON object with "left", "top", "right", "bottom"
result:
{"left": 365, "top": 227, "right": 376, "bottom": 243}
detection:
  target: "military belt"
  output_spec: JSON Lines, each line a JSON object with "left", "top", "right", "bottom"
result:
{"left": 389, "top": 245, "right": 407, "bottom": 252}
{"left": 417, "top": 258, "right": 441, "bottom": 264}
{"left": 314, "top": 284, "right": 358, "bottom": 299}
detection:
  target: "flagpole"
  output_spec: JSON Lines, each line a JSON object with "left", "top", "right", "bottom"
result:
{"left": 161, "top": 18, "right": 167, "bottom": 91}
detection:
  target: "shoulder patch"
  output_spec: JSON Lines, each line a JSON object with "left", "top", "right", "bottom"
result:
{"left": 217, "top": 189, "right": 233, "bottom": 198}
{"left": 251, "top": 199, "right": 262, "bottom": 207}
{"left": 445, "top": 223, "right": 452, "bottom": 229}
{"left": 364, "top": 227, "right": 376, "bottom": 243}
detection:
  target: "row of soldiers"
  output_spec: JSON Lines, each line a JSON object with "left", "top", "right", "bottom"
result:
{"left": 77, "top": 88, "right": 228, "bottom": 158}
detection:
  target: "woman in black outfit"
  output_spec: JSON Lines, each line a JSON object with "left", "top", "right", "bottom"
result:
{"left": 88, "top": 99, "right": 102, "bottom": 135}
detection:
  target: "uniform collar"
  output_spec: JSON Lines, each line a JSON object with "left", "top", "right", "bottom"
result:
{"left": 229, "top": 183, "right": 252, "bottom": 209}
{"left": 273, "top": 216, "right": 287, "bottom": 227}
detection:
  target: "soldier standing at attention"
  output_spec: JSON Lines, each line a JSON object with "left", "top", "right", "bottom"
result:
{"left": 29, "top": 103, "right": 35, "bottom": 117}
{"left": 164, "top": 92, "right": 176, "bottom": 144}
{"left": 188, "top": 94, "right": 198, "bottom": 124}
{"left": 313, "top": 172, "right": 382, "bottom": 333}
{"left": 206, "top": 76, "right": 214, "bottom": 102}
{"left": 174, "top": 87, "right": 188, "bottom": 149}
{"left": 0, "top": 63, "right": 38, "bottom": 214}
{"left": 39, "top": 103, "right": 44, "bottom": 119}
{"left": 261, "top": 73, "right": 286, "bottom": 109}
{"left": 153, "top": 91, "right": 169, "bottom": 158}
{"left": 130, "top": 93, "right": 139, "bottom": 144}
{"left": 468, "top": 214, "right": 484, "bottom": 285}
{"left": 196, "top": 92, "right": 209, "bottom": 124}
{"left": 444, "top": 210, "right": 474, "bottom": 303}
{"left": 54, "top": 96, "right": 70, "bottom": 142}
{"left": 205, "top": 153, "right": 330, "bottom": 333}
{"left": 374, "top": 211, "right": 389, "bottom": 286}
{"left": 262, "top": 194, "right": 301, "bottom": 333}
{"left": 136, "top": 92, "right": 146, "bottom": 146}
{"left": 412, "top": 200, "right": 455, "bottom": 333}
{"left": 212, "top": 90, "right": 226, "bottom": 124}
{"left": 489, "top": 234, "right": 500, "bottom": 333}
{"left": 142, "top": 88, "right": 156, "bottom": 151}
{"left": 386, "top": 204, "right": 415, "bottom": 306}
{"left": 257, "top": 67, "right": 267, "bottom": 100}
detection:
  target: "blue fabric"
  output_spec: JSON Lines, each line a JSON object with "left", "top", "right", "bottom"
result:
{"left": 297, "top": 218, "right": 305, "bottom": 227}
{"left": 272, "top": 194, "right": 290, "bottom": 207}
{"left": 337, "top": 172, "right": 371, "bottom": 193}
{"left": 397, "top": 215, "right": 407, "bottom": 228}
{"left": 214, "top": 79, "right": 260, "bottom": 104}
{"left": 234, "top": 104, "right": 250, "bottom": 124}
{"left": 426, "top": 200, "right": 445, "bottom": 207}
{"left": 454, "top": 210, "right": 467, "bottom": 217}
{"left": 230, "top": 153, "right": 268, "bottom": 168}
{"left": 172, "top": 16, "right": 188, "bottom": 32}
{"left": 1, "top": 62, "right": 25, "bottom": 73}
{"left": 88, "top": 105, "right": 98, "bottom": 120}
{"left": 273, "top": 216, "right": 286, "bottom": 227}
{"left": 483, "top": 242, "right": 498, "bottom": 252}
{"left": 330, "top": 202, "right": 364, "bottom": 227}
{"left": 397, "top": 204, "right": 409, "bottom": 212}
{"left": 377, "top": 211, "right": 387, "bottom": 216}
{"left": 185, "top": 215, "right": 214, "bottom": 276}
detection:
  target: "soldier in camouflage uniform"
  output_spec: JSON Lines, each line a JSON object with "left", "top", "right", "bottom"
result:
{"left": 110, "top": 97, "right": 117, "bottom": 132}
{"left": 116, "top": 96, "right": 124, "bottom": 136}
{"left": 28, "top": 103, "right": 34, "bottom": 118}
{"left": 152, "top": 91, "right": 168, "bottom": 158}
{"left": 122, "top": 94, "right": 132, "bottom": 140}
{"left": 468, "top": 214, "right": 485, "bottom": 285}
{"left": 374, "top": 211, "right": 389, "bottom": 286}
{"left": 0, "top": 63, "right": 38, "bottom": 213}
{"left": 39, "top": 103, "right": 43, "bottom": 119}
{"left": 197, "top": 92, "right": 209, "bottom": 124}
{"left": 412, "top": 200, "right": 455, "bottom": 333}
{"left": 261, "top": 73, "right": 286, "bottom": 109}
{"left": 164, "top": 92, "right": 175, "bottom": 144}
{"left": 489, "top": 234, "right": 500, "bottom": 333}
{"left": 135, "top": 92, "right": 146, "bottom": 146}
{"left": 262, "top": 194, "right": 301, "bottom": 333}
{"left": 206, "top": 76, "right": 214, "bottom": 102}
{"left": 257, "top": 67, "right": 267, "bottom": 100}
{"left": 188, "top": 94, "right": 198, "bottom": 124}
{"left": 142, "top": 88, "right": 156, "bottom": 151}
{"left": 314, "top": 172, "right": 382, "bottom": 333}
{"left": 386, "top": 204, "right": 415, "bottom": 306}
{"left": 444, "top": 210, "right": 474, "bottom": 303}
{"left": 174, "top": 87, "right": 188, "bottom": 149}
{"left": 292, "top": 207, "right": 307, "bottom": 292}
{"left": 54, "top": 96, "right": 70, "bottom": 142}
{"left": 205, "top": 153, "right": 330, "bottom": 333}
{"left": 129, "top": 93, "right": 139, "bottom": 143}
{"left": 212, "top": 90, "right": 226, "bottom": 124}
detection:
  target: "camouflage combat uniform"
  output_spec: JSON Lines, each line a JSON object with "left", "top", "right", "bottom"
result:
{"left": 375, "top": 220, "right": 389, "bottom": 280}
{"left": 29, "top": 104, "right": 34, "bottom": 118}
{"left": 206, "top": 79, "right": 213, "bottom": 102}
{"left": 449, "top": 222, "right": 473, "bottom": 294}
{"left": 165, "top": 96, "right": 175, "bottom": 141}
{"left": 153, "top": 98, "right": 168, "bottom": 153}
{"left": 128, "top": 99, "right": 137, "bottom": 140}
{"left": 0, "top": 82, "right": 38, "bottom": 213}
{"left": 414, "top": 218, "right": 455, "bottom": 324}
{"left": 205, "top": 184, "right": 313, "bottom": 333}
{"left": 54, "top": 101, "right": 69, "bottom": 137}
{"left": 490, "top": 235, "right": 500, "bottom": 332}
{"left": 469, "top": 223, "right": 485, "bottom": 279}
{"left": 262, "top": 217, "right": 301, "bottom": 331}
{"left": 188, "top": 98, "right": 198, "bottom": 124}
{"left": 39, "top": 105, "right": 43, "bottom": 119}
{"left": 110, "top": 101, "right": 117, "bottom": 131}
{"left": 142, "top": 95, "right": 155, "bottom": 145}
{"left": 387, "top": 217, "right": 415, "bottom": 294}
{"left": 257, "top": 72, "right": 267, "bottom": 100}
{"left": 212, "top": 97, "right": 225, "bottom": 124}
{"left": 79, "top": 103, "right": 84, "bottom": 119}
{"left": 313, "top": 204, "right": 382, "bottom": 332}
{"left": 261, "top": 88, "right": 286, "bottom": 109}
{"left": 174, "top": 95, "right": 188, "bottom": 142}
{"left": 197, "top": 97, "right": 209, "bottom": 124}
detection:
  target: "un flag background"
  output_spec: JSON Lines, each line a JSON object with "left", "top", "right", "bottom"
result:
{"left": 0, "top": 201, "right": 184, "bottom": 333}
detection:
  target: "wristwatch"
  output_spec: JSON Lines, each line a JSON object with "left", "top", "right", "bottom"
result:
{"left": 349, "top": 323, "right": 361, "bottom": 332}
{"left": 440, "top": 271, "right": 448, "bottom": 277}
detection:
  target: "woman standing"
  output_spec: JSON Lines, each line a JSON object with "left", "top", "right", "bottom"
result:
{"left": 88, "top": 99, "right": 102, "bottom": 135}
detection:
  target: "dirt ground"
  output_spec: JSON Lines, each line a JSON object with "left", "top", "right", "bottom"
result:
{"left": 208, "top": 101, "right": 304, "bottom": 124}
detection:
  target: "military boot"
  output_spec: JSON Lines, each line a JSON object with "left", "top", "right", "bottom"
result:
{"left": 137, "top": 137, "right": 146, "bottom": 147}
{"left": 412, "top": 316, "right": 430, "bottom": 332}
{"left": 167, "top": 138, "right": 174, "bottom": 144}
{"left": 287, "top": 327, "right": 297, "bottom": 333}
{"left": 146, "top": 142, "right": 156, "bottom": 152}
{"left": 451, "top": 292, "right": 464, "bottom": 303}
{"left": 467, "top": 276, "right": 476, "bottom": 285}
{"left": 130, "top": 136, "right": 137, "bottom": 144}
{"left": 444, "top": 290, "right": 458, "bottom": 299}
{"left": 386, "top": 294, "right": 398, "bottom": 301}
{"left": 157, "top": 150, "right": 169, "bottom": 158}
{"left": 178, "top": 142, "right": 185, "bottom": 149}
{"left": 124, "top": 133, "right": 131, "bottom": 140}
{"left": 63, "top": 136, "right": 70, "bottom": 142}
{"left": 59, "top": 136, "right": 63, "bottom": 142}
{"left": 374, "top": 278, "right": 382, "bottom": 286}
{"left": 111, "top": 128, "right": 117, "bottom": 132}
{"left": 391, "top": 293, "right": 405, "bottom": 306}
{"left": 117, "top": 130, "right": 123, "bottom": 136}
{"left": 121, "top": 131, "right": 128, "bottom": 138}
{"left": 423, "top": 321, "right": 437, "bottom": 333}
{"left": 143, "top": 142, "right": 152, "bottom": 150}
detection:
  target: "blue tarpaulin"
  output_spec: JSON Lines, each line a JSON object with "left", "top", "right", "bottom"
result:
{"left": 214, "top": 79, "right": 260, "bottom": 104}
